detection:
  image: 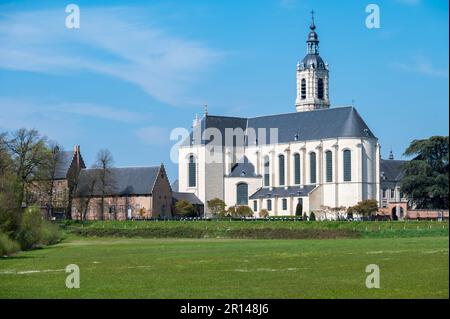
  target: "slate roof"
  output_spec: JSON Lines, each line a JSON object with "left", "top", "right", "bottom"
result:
{"left": 249, "top": 185, "right": 317, "bottom": 199}
{"left": 380, "top": 159, "right": 407, "bottom": 188}
{"left": 184, "top": 106, "right": 375, "bottom": 147}
{"left": 172, "top": 192, "right": 203, "bottom": 205}
{"left": 171, "top": 179, "right": 179, "bottom": 192}
{"left": 228, "top": 156, "right": 260, "bottom": 178}
{"left": 54, "top": 151, "right": 75, "bottom": 179}
{"left": 75, "top": 166, "right": 160, "bottom": 197}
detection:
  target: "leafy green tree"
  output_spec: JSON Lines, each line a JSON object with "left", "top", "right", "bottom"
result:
{"left": 236, "top": 205, "right": 253, "bottom": 217}
{"left": 400, "top": 136, "right": 449, "bottom": 209}
{"left": 174, "top": 200, "right": 196, "bottom": 217}
{"left": 347, "top": 199, "right": 378, "bottom": 217}
{"left": 207, "top": 198, "right": 226, "bottom": 217}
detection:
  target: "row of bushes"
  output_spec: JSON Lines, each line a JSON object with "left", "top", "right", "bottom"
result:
{"left": 0, "top": 207, "right": 61, "bottom": 256}
{"left": 70, "top": 225, "right": 360, "bottom": 239}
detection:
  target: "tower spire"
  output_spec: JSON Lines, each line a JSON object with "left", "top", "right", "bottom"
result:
{"left": 295, "top": 11, "right": 330, "bottom": 112}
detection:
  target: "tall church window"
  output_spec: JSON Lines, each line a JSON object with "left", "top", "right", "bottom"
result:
{"left": 267, "top": 199, "right": 272, "bottom": 211}
{"left": 282, "top": 198, "right": 288, "bottom": 210}
{"left": 343, "top": 150, "right": 352, "bottom": 182}
{"left": 236, "top": 183, "right": 248, "bottom": 205}
{"left": 188, "top": 155, "right": 196, "bottom": 187}
{"left": 318, "top": 78, "right": 324, "bottom": 99}
{"left": 310, "top": 152, "right": 316, "bottom": 184}
{"left": 301, "top": 79, "right": 306, "bottom": 99}
{"left": 294, "top": 153, "right": 301, "bottom": 185}
{"left": 278, "top": 155, "right": 285, "bottom": 186}
{"left": 264, "top": 156, "right": 270, "bottom": 186}
{"left": 325, "top": 151, "right": 333, "bottom": 182}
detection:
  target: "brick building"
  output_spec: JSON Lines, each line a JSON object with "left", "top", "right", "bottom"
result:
{"left": 71, "top": 164, "right": 172, "bottom": 220}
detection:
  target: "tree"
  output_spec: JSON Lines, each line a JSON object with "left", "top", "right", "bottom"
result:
{"left": 75, "top": 171, "right": 98, "bottom": 221}
{"left": 259, "top": 209, "right": 269, "bottom": 218}
{"left": 236, "top": 205, "right": 253, "bottom": 217}
{"left": 400, "top": 136, "right": 449, "bottom": 209}
{"left": 347, "top": 199, "right": 378, "bottom": 217}
{"left": 227, "top": 206, "right": 236, "bottom": 217}
{"left": 92, "top": 149, "right": 115, "bottom": 220}
{"left": 35, "top": 142, "right": 63, "bottom": 219}
{"left": 174, "top": 200, "right": 196, "bottom": 217}
{"left": 207, "top": 198, "right": 226, "bottom": 217}
{"left": 4, "top": 129, "right": 48, "bottom": 206}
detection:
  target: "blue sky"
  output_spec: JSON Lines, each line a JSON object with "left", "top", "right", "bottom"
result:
{"left": 0, "top": 0, "right": 448, "bottom": 182}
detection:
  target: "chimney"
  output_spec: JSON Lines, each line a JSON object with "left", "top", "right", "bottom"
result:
{"left": 74, "top": 145, "right": 81, "bottom": 168}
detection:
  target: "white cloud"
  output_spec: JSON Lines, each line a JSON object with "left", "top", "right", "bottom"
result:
{"left": 0, "top": 6, "right": 224, "bottom": 106}
{"left": 393, "top": 55, "right": 449, "bottom": 78}
{"left": 0, "top": 97, "right": 147, "bottom": 139}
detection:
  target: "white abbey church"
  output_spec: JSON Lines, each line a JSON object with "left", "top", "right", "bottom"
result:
{"left": 177, "top": 17, "right": 381, "bottom": 218}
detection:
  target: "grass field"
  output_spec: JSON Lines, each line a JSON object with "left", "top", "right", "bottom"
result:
{"left": 1, "top": 235, "right": 448, "bottom": 298}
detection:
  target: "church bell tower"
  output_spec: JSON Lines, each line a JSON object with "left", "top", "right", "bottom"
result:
{"left": 296, "top": 11, "right": 330, "bottom": 112}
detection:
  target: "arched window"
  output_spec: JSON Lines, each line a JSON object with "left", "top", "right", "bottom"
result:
{"left": 343, "top": 150, "right": 352, "bottom": 182}
{"left": 318, "top": 78, "right": 324, "bottom": 99}
{"left": 294, "top": 153, "right": 301, "bottom": 185}
{"left": 267, "top": 199, "right": 272, "bottom": 211}
{"left": 188, "top": 155, "right": 196, "bottom": 187}
{"left": 301, "top": 78, "right": 306, "bottom": 99}
{"left": 278, "top": 154, "right": 285, "bottom": 186}
{"left": 236, "top": 183, "right": 248, "bottom": 205}
{"left": 325, "top": 150, "right": 333, "bottom": 182}
{"left": 264, "top": 156, "right": 270, "bottom": 187}
{"left": 310, "top": 152, "right": 316, "bottom": 184}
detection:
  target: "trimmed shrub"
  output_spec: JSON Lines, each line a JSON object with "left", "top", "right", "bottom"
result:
{"left": 174, "top": 200, "right": 196, "bottom": 217}
{"left": 0, "top": 232, "right": 20, "bottom": 256}
{"left": 309, "top": 212, "right": 316, "bottom": 221}
{"left": 259, "top": 209, "right": 269, "bottom": 218}
{"left": 236, "top": 206, "right": 253, "bottom": 217}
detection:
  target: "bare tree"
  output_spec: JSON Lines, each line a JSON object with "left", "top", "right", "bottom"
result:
{"left": 75, "top": 171, "right": 98, "bottom": 221}
{"left": 92, "top": 149, "right": 115, "bottom": 220}
{"left": 5, "top": 128, "right": 48, "bottom": 206}
{"left": 36, "top": 142, "right": 64, "bottom": 219}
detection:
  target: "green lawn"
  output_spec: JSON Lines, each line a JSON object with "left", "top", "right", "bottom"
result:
{"left": 1, "top": 236, "right": 448, "bottom": 298}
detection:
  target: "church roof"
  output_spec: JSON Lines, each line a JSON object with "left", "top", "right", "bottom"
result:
{"left": 380, "top": 159, "right": 407, "bottom": 188}
{"left": 301, "top": 53, "right": 326, "bottom": 70}
{"left": 185, "top": 106, "right": 375, "bottom": 147}
{"left": 249, "top": 185, "right": 316, "bottom": 199}
{"left": 172, "top": 192, "right": 203, "bottom": 205}
{"left": 228, "top": 156, "right": 260, "bottom": 178}
{"left": 75, "top": 166, "right": 161, "bottom": 197}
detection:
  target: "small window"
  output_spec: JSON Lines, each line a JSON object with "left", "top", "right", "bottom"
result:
{"left": 267, "top": 199, "right": 272, "bottom": 211}
{"left": 253, "top": 200, "right": 257, "bottom": 212}
{"left": 301, "top": 78, "right": 306, "bottom": 99}
{"left": 282, "top": 198, "right": 287, "bottom": 210}
{"left": 382, "top": 189, "right": 387, "bottom": 199}
{"left": 391, "top": 189, "right": 395, "bottom": 198}
{"left": 318, "top": 78, "right": 324, "bottom": 99}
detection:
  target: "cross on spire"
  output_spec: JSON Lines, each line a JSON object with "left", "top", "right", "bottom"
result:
{"left": 310, "top": 10, "right": 316, "bottom": 30}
